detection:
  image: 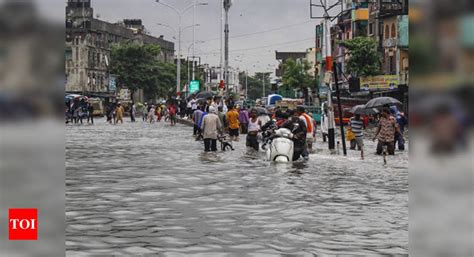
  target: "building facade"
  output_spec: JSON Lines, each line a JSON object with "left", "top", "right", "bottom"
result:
{"left": 65, "top": 0, "right": 175, "bottom": 97}
{"left": 368, "top": 0, "right": 408, "bottom": 79}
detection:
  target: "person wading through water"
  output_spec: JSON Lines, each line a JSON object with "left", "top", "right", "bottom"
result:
{"left": 201, "top": 106, "right": 222, "bottom": 152}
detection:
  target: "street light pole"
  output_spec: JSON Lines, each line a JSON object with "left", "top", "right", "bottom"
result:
{"left": 154, "top": 0, "right": 207, "bottom": 95}
{"left": 177, "top": 17, "right": 182, "bottom": 94}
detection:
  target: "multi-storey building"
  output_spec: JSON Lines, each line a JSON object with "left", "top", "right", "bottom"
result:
{"left": 368, "top": 0, "right": 408, "bottom": 80}
{"left": 65, "top": 0, "right": 174, "bottom": 97}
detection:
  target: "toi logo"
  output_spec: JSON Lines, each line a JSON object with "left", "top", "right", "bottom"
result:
{"left": 9, "top": 208, "right": 37, "bottom": 240}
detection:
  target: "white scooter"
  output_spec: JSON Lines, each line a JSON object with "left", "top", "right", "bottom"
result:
{"left": 264, "top": 128, "right": 294, "bottom": 162}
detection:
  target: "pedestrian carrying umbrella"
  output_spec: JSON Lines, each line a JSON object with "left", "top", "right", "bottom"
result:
{"left": 350, "top": 105, "right": 379, "bottom": 115}
{"left": 365, "top": 97, "right": 401, "bottom": 108}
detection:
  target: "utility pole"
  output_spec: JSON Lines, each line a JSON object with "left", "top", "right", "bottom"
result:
{"left": 262, "top": 73, "right": 265, "bottom": 97}
{"left": 333, "top": 62, "right": 347, "bottom": 156}
{"left": 220, "top": 0, "right": 224, "bottom": 88}
{"left": 311, "top": 0, "right": 338, "bottom": 153}
{"left": 177, "top": 17, "right": 182, "bottom": 94}
{"left": 224, "top": 0, "right": 231, "bottom": 95}
{"left": 324, "top": 5, "right": 336, "bottom": 153}
{"left": 192, "top": 0, "right": 196, "bottom": 80}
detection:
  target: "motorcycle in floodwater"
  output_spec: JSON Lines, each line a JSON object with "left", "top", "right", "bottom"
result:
{"left": 261, "top": 123, "right": 294, "bottom": 163}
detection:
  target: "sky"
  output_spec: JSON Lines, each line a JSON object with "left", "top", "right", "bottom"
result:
{"left": 38, "top": 0, "right": 327, "bottom": 76}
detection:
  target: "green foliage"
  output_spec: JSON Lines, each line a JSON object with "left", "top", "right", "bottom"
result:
{"left": 110, "top": 41, "right": 176, "bottom": 100}
{"left": 242, "top": 72, "right": 272, "bottom": 100}
{"left": 282, "top": 58, "right": 315, "bottom": 91}
{"left": 339, "top": 37, "right": 380, "bottom": 77}
{"left": 281, "top": 58, "right": 315, "bottom": 101}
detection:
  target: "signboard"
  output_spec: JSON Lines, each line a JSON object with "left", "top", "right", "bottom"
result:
{"left": 360, "top": 75, "right": 399, "bottom": 91}
{"left": 397, "top": 15, "right": 409, "bottom": 47}
{"left": 118, "top": 89, "right": 130, "bottom": 100}
{"left": 108, "top": 74, "right": 117, "bottom": 91}
{"left": 189, "top": 80, "right": 200, "bottom": 93}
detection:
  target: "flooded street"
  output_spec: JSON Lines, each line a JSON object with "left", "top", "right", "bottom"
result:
{"left": 66, "top": 119, "right": 408, "bottom": 255}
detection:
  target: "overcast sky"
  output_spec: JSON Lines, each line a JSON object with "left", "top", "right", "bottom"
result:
{"left": 40, "top": 0, "right": 327, "bottom": 76}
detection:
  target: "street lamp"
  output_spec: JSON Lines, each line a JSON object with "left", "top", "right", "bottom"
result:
{"left": 186, "top": 40, "right": 204, "bottom": 88}
{"left": 192, "top": 1, "right": 208, "bottom": 81}
{"left": 154, "top": 0, "right": 207, "bottom": 94}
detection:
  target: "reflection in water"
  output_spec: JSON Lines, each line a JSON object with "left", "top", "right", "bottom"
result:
{"left": 66, "top": 119, "right": 408, "bottom": 255}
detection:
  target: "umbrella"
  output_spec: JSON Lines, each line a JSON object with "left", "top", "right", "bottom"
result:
{"left": 188, "top": 91, "right": 214, "bottom": 101}
{"left": 252, "top": 107, "right": 269, "bottom": 115}
{"left": 350, "top": 105, "right": 379, "bottom": 115}
{"left": 365, "top": 97, "right": 401, "bottom": 108}
{"left": 65, "top": 94, "right": 87, "bottom": 102}
{"left": 195, "top": 91, "right": 214, "bottom": 100}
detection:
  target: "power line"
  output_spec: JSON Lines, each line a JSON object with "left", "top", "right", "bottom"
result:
{"left": 183, "top": 20, "right": 313, "bottom": 43}
{"left": 198, "top": 37, "right": 314, "bottom": 56}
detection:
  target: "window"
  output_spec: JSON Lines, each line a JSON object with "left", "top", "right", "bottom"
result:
{"left": 65, "top": 48, "right": 72, "bottom": 61}
{"left": 385, "top": 24, "right": 389, "bottom": 39}
{"left": 389, "top": 55, "right": 396, "bottom": 74}
{"left": 391, "top": 23, "right": 396, "bottom": 38}
{"left": 75, "top": 47, "right": 79, "bottom": 61}
{"left": 369, "top": 23, "right": 374, "bottom": 35}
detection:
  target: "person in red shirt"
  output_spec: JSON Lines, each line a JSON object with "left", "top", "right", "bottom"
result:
{"left": 168, "top": 103, "right": 177, "bottom": 126}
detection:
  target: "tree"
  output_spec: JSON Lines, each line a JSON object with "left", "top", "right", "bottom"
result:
{"left": 110, "top": 42, "right": 164, "bottom": 101}
{"left": 339, "top": 37, "right": 381, "bottom": 77}
{"left": 244, "top": 72, "right": 272, "bottom": 100}
{"left": 281, "top": 58, "right": 315, "bottom": 100}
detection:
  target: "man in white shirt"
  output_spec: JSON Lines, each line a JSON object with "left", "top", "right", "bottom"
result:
{"left": 190, "top": 97, "right": 198, "bottom": 116}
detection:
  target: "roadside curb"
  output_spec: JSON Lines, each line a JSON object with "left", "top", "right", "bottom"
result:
{"left": 177, "top": 118, "right": 193, "bottom": 127}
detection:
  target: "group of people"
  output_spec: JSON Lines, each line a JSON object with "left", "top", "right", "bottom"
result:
{"left": 347, "top": 105, "right": 407, "bottom": 159}
{"left": 65, "top": 98, "right": 94, "bottom": 125}
{"left": 141, "top": 102, "right": 178, "bottom": 125}
{"left": 191, "top": 97, "right": 407, "bottom": 162}
{"left": 193, "top": 99, "right": 317, "bottom": 161}
{"left": 67, "top": 93, "right": 407, "bottom": 162}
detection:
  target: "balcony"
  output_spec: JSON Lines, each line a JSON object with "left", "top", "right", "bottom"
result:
{"left": 372, "top": 0, "right": 408, "bottom": 17}
{"left": 379, "top": 1, "right": 408, "bottom": 17}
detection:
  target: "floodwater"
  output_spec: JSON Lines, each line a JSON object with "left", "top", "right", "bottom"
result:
{"left": 66, "top": 118, "right": 408, "bottom": 256}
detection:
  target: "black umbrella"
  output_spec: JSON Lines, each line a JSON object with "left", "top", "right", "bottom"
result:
{"left": 365, "top": 97, "right": 401, "bottom": 108}
{"left": 350, "top": 105, "right": 379, "bottom": 115}
{"left": 252, "top": 107, "right": 268, "bottom": 115}
{"left": 195, "top": 91, "right": 214, "bottom": 100}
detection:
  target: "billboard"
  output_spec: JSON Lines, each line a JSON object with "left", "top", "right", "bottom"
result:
{"left": 108, "top": 74, "right": 117, "bottom": 92}
{"left": 360, "top": 75, "right": 399, "bottom": 91}
{"left": 189, "top": 80, "right": 200, "bottom": 94}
